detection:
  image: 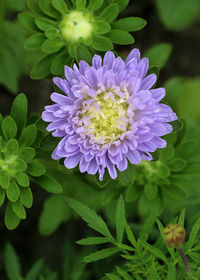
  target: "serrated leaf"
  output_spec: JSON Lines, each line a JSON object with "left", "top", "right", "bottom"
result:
{"left": 92, "top": 36, "right": 113, "bottom": 51}
{"left": 5, "top": 203, "right": 21, "bottom": 230}
{"left": 12, "top": 199, "right": 26, "bottom": 219}
{"left": 83, "top": 247, "right": 120, "bottom": 263}
{"left": 11, "top": 93, "right": 28, "bottom": 137}
{"left": 106, "top": 274, "right": 121, "bottom": 280}
{"left": 27, "top": 161, "right": 46, "bottom": 177}
{"left": 4, "top": 243, "right": 22, "bottom": 280}
{"left": 19, "top": 125, "right": 37, "bottom": 147}
{"left": 52, "top": 0, "right": 68, "bottom": 15}
{"left": 7, "top": 181, "right": 20, "bottom": 203}
{"left": 112, "top": 17, "right": 146, "bottom": 32}
{"left": 42, "top": 38, "right": 64, "bottom": 53}
{"left": 2, "top": 116, "right": 17, "bottom": 140}
{"left": 124, "top": 220, "right": 137, "bottom": 248}
{"left": 18, "top": 12, "right": 38, "bottom": 31}
{"left": 99, "top": 4, "right": 119, "bottom": 23}
{"left": 116, "top": 266, "right": 132, "bottom": 280}
{"left": 77, "top": 237, "right": 109, "bottom": 245}
{"left": 39, "top": 194, "right": 69, "bottom": 235}
{"left": 115, "top": 195, "right": 125, "bottom": 243}
{"left": 25, "top": 33, "right": 44, "bottom": 49}
{"left": 145, "top": 43, "right": 172, "bottom": 69}
{"left": 108, "top": 30, "right": 134, "bottom": 45}
{"left": 66, "top": 197, "right": 114, "bottom": 240}
{"left": 139, "top": 240, "right": 168, "bottom": 263}
{"left": 26, "top": 259, "right": 44, "bottom": 280}
{"left": 178, "top": 208, "right": 185, "bottom": 228}
{"left": 34, "top": 175, "right": 63, "bottom": 193}
{"left": 88, "top": 0, "right": 103, "bottom": 11}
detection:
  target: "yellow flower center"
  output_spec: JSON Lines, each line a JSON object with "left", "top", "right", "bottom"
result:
{"left": 81, "top": 89, "right": 130, "bottom": 144}
{"left": 60, "top": 11, "right": 93, "bottom": 42}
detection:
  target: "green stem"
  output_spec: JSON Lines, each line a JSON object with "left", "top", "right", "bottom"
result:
{"left": 178, "top": 248, "right": 192, "bottom": 276}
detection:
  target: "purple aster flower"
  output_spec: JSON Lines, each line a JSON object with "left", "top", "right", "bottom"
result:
{"left": 42, "top": 49, "right": 177, "bottom": 180}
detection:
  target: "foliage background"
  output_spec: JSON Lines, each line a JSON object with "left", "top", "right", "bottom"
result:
{"left": 0, "top": 0, "right": 200, "bottom": 279}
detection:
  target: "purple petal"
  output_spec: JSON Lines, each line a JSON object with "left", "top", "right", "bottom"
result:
{"left": 92, "top": 55, "right": 102, "bottom": 69}
{"left": 141, "top": 74, "right": 157, "bottom": 90}
{"left": 126, "top": 150, "right": 141, "bottom": 164}
{"left": 103, "top": 51, "right": 115, "bottom": 69}
{"left": 125, "top": 48, "right": 140, "bottom": 64}
{"left": 64, "top": 153, "right": 81, "bottom": 169}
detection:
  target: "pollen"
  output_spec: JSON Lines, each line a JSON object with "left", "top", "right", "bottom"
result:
{"left": 60, "top": 11, "right": 93, "bottom": 42}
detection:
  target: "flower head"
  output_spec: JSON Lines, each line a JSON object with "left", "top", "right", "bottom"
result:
{"left": 163, "top": 224, "right": 186, "bottom": 247}
{"left": 42, "top": 49, "right": 177, "bottom": 180}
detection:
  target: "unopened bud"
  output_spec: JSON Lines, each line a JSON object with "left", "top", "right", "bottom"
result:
{"left": 163, "top": 224, "right": 185, "bottom": 247}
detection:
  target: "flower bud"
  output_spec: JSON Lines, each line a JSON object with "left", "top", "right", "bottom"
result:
{"left": 163, "top": 224, "right": 185, "bottom": 247}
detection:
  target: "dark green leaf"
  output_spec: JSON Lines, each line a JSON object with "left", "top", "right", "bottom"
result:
{"left": 12, "top": 199, "right": 26, "bottom": 219}
{"left": 15, "top": 173, "right": 30, "bottom": 187}
{"left": 178, "top": 208, "right": 185, "bottom": 228}
{"left": 162, "top": 184, "right": 186, "bottom": 200}
{"left": 20, "top": 147, "right": 35, "bottom": 161}
{"left": 108, "top": 30, "right": 134, "bottom": 45}
{"left": 5, "top": 139, "right": 19, "bottom": 154}
{"left": 99, "top": 4, "right": 119, "bottom": 23}
{"left": 186, "top": 217, "right": 200, "bottom": 249}
{"left": 18, "top": 12, "right": 38, "bottom": 31}
{"left": 144, "top": 183, "right": 158, "bottom": 200}
{"left": 76, "top": 0, "right": 86, "bottom": 9}
{"left": 66, "top": 197, "right": 114, "bottom": 240}
{"left": 76, "top": 46, "right": 92, "bottom": 64}
{"left": 95, "top": 20, "right": 111, "bottom": 35}
{"left": 118, "top": 164, "right": 136, "bottom": 186}
{"left": 139, "top": 239, "right": 168, "bottom": 263}
{"left": 83, "top": 247, "right": 120, "bottom": 263}
{"left": 35, "top": 17, "right": 57, "bottom": 31}
{"left": 39, "top": 0, "right": 59, "bottom": 18}
{"left": 167, "top": 263, "right": 176, "bottom": 280}
{"left": 106, "top": 274, "right": 121, "bottom": 280}
{"left": 77, "top": 237, "right": 109, "bottom": 245}
{"left": 4, "top": 243, "right": 22, "bottom": 280}
{"left": 164, "top": 77, "right": 184, "bottom": 107}
{"left": 145, "top": 43, "right": 172, "bottom": 69}
{"left": 25, "top": 259, "right": 44, "bottom": 280}
{"left": 0, "top": 188, "right": 5, "bottom": 206}
{"left": 31, "top": 53, "right": 56, "bottom": 79}
{"left": 168, "top": 158, "right": 187, "bottom": 172}
{"left": 7, "top": 181, "right": 20, "bottom": 202}
{"left": 27, "top": 0, "right": 42, "bottom": 14}
{"left": 27, "top": 161, "right": 46, "bottom": 176}
{"left": 88, "top": 0, "right": 103, "bottom": 11}
{"left": 50, "top": 52, "right": 72, "bottom": 75}
{"left": 25, "top": 33, "right": 44, "bottom": 49}
{"left": 19, "top": 125, "right": 37, "bottom": 147}
{"left": 115, "top": 195, "right": 125, "bottom": 243}
{"left": 34, "top": 175, "right": 63, "bottom": 193}
{"left": 42, "top": 38, "right": 64, "bottom": 53}
{"left": 52, "top": 0, "right": 68, "bottom": 15}
{"left": 112, "top": 0, "right": 129, "bottom": 12}
{"left": 5, "top": 203, "right": 21, "bottom": 230}
{"left": 2, "top": 116, "right": 17, "bottom": 140}
{"left": 0, "top": 172, "right": 10, "bottom": 189}
{"left": 92, "top": 36, "right": 113, "bottom": 51}
{"left": 112, "top": 17, "right": 146, "bottom": 32}
{"left": 20, "top": 187, "right": 33, "bottom": 208}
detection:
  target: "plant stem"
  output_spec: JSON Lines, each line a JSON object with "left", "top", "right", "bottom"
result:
{"left": 178, "top": 248, "right": 192, "bottom": 276}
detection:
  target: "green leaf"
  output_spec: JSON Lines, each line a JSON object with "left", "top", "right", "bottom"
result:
{"left": 125, "top": 220, "right": 137, "bottom": 248}
{"left": 7, "top": 0, "right": 25, "bottom": 11}
{"left": 5, "top": 203, "right": 21, "bottom": 230}
{"left": 5, "top": 139, "right": 19, "bottom": 154}
{"left": 18, "top": 12, "right": 38, "bottom": 31}
{"left": 7, "top": 181, "right": 20, "bottom": 203}
{"left": 88, "top": 0, "right": 103, "bottom": 11}
{"left": 149, "top": 267, "right": 159, "bottom": 280}
{"left": 15, "top": 159, "right": 27, "bottom": 172}
{"left": 178, "top": 208, "right": 185, "bottom": 228}
{"left": 34, "top": 175, "right": 63, "bottom": 193}
{"left": 145, "top": 43, "right": 172, "bottom": 69}
{"left": 39, "top": 0, "right": 59, "bottom": 18}
{"left": 186, "top": 217, "right": 200, "bottom": 249}
{"left": 112, "top": 17, "right": 146, "bottom": 32}
{"left": 45, "top": 28, "right": 57, "bottom": 38}
{"left": 139, "top": 207, "right": 157, "bottom": 242}
{"left": 12, "top": 199, "right": 26, "bottom": 219}
{"left": 118, "top": 164, "right": 136, "bottom": 186}
{"left": 20, "top": 147, "right": 35, "bottom": 161}
{"left": 108, "top": 30, "right": 134, "bottom": 45}
{"left": 159, "top": 145, "right": 174, "bottom": 162}
{"left": 25, "top": 33, "right": 44, "bottom": 49}
{"left": 35, "top": 17, "right": 57, "bottom": 31}
{"left": 4, "top": 243, "right": 22, "bottom": 280}
{"left": 76, "top": 0, "right": 86, "bottom": 9}
{"left": 31, "top": 54, "right": 56, "bottom": 79}
{"left": 139, "top": 240, "right": 168, "bottom": 263}
{"left": 112, "top": 0, "right": 129, "bottom": 12}
{"left": 15, "top": 173, "right": 30, "bottom": 187}
{"left": 66, "top": 197, "right": 114, "bottom": 240}
{"left": 115, "top": 195, "right": 125, "bottom": 243}
{"left": 83, "top": 247, "right": 120, "bottom": 263}
{"left": 27, "top": 0, "right": 42, "bottom": 15}
{"left": 76, "top": 46, "right": 92, "bottom": 64}
{"left": 92, "top": 36, "right": 113, "bottom": 51}
{"left": 26, "top": 259, "right": 44, "bottom": 280}
{"left": 52, "top": 0, "right": 68, "bottom": 15}
{"left": 50, "top": 52, "right": 71, "bottom": 75}
{"left": 39, "top": 194, "right": 69, "bottom": 235}
{"left": 167, "top": 263, "right": 176, "bottom": 280}
{"left": 19, "top": 125, "right": 37, "bottom": 147}
{"left": 27, "top": 161, "right": 46, "bottom": 177}
{"left": 42, "top": 38, "right": 64, "bottom": 53}
{"left": 125, "top": 185, "right": 140, "bottom": 202}
{"left": 95, "top": 171, "right": 111, "bottom": 188}
{"left": 0, "top": 188, "right": 5, "bottom": 206}
{"left": 144, "top": 183, "right": 158, "bottom": 200}
{"left": 20, "top": 187, "right": 33, "bottom": 208}
{"left": 0, "top": 172, "right": 10, "bottom": 189}
{"left": 99, "top": 4, "right": 119, "bottom": 23}
{"left": 2, "top": 116, "right": 17, "bottom": 140}
{"left": 106, "top": 274, "right": 121, "bottom": 280}
{"left": 168, "top": 158, "right": 187, "bottom": 172}
{"left": 156, "top": 0, "right": 200, "bottom": 31}
{"left": 95, "top": 20, "right": 111, "bottom": 35}
{"left": 164, "top": 77, "right": 184, "bottom": 107}
{"left": 11, "top": 93, "right": 28, "bottom": 137}
{"left": 77, "top": 237, "right": 109, "bottom": 245}
{"left": 162, "top": 184, "right": 186, "bottom": 200}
